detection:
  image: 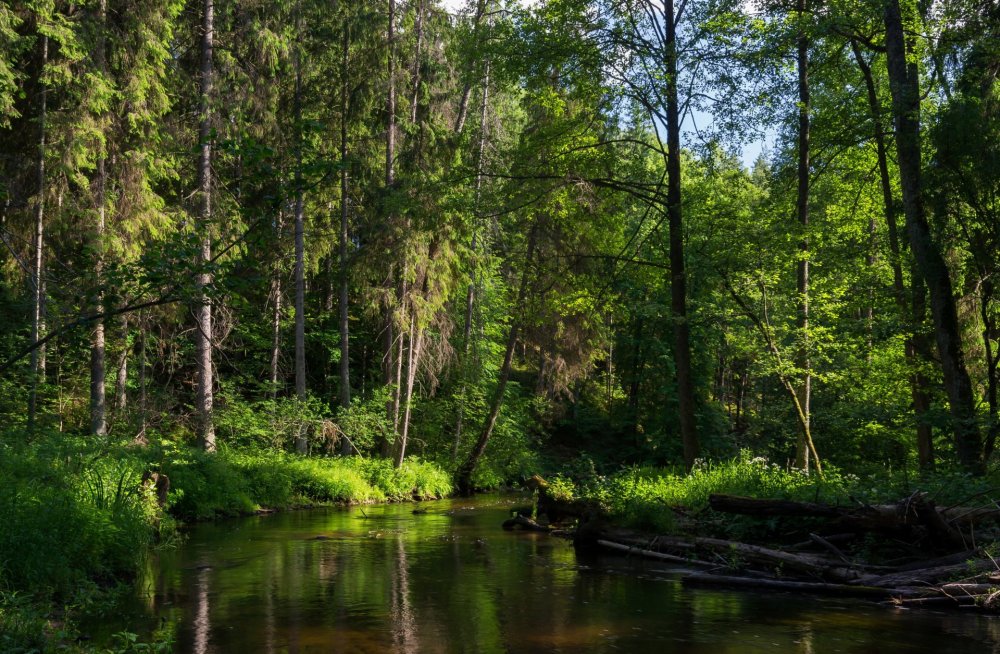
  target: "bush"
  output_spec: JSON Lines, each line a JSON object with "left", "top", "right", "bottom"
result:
{"left": 0, "top": 434, "right": 160, "bottom": 599}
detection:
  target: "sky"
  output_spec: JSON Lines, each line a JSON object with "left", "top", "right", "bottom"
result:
{"left": 439, "top": 0, "right": 772, "bottom": 167}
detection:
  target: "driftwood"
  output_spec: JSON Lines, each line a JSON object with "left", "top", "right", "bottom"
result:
{"left": 596, "top": 540, "right": 717, "bottom": 568}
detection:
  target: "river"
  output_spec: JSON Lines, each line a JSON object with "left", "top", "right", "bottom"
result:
{"left": 101, "top": 494, "right": 1000, "bottom": 652}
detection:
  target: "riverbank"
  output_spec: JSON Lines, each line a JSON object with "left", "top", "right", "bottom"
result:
{"left": 0, "top": 431, "right": 453, "bottom": 652}
{"left": 520, "top": 454, "right": 1000, "bottom": 612}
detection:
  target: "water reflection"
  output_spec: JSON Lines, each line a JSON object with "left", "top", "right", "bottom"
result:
{"left": 114, "top": 497, "right": 1000, "bottom": 653}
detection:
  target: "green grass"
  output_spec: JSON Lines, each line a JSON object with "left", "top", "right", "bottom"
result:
{"left": 162, "top": 446, "right": 453, "bottom": 520}
{"left": 577, "top": 450, "right": 1000, "bottom": 535}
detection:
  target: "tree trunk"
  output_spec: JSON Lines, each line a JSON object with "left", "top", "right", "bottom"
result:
{"left": 195, "top": 0, "right": 216, "bottom": 451}
{"left": 665, "top": 0, "right": 699, "bottom": 471}
{"left": 454, "top": 52, "right": 491, "bottom": 459}
{"left": 851, "top": 39, "right": 935, "bottom": 469}
{"left": 115, "top": 318, "right": 128, "bottom": 414}
{"left": 396, "top": 312, "right": 425, "bottom": 466}
{"left": 409, "top": 0, "right": 424, "bottom": 127}
{"left": 980, "top": 279, "right": 998, "bottom": 461}
{"left": 454, "top": 0, "right": 488, "bottom": 134}
{"left": 339, "top": 23, "right": 353, "bottom": 455}
{"left": 382, "top": 0, "right": 399, "bottom": 459}
{"left": 90, "top": 0, "right": 108, "bottom": 437}
{"left": 138, "top": 313, "right": 147, "bottom": 438}
{"left": 884, "top": 0, "right": 982, "bottom": 471}
{"left": 270, "top": 237, "right": 282, "bottom": 400}
{"left": 27, "top": 33, "right": 48, "bottom": 432}
{"left": 793, "top": 0, "right": 812, "bottom": 471}
{"left": 293, "top": 7, "right": 308, "bottom": 454}
{"left": 456, "top": 223, "right": 538, "bottom": 495}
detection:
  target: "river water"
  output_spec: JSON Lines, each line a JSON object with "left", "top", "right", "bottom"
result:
{"left": 109, "top": 494, "right": 1000, "bottom": 652}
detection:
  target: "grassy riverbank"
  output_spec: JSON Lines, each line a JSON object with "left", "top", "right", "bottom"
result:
{"left": 560, "top": 451, "right": 998, "bottom": 537}
{"left": 0, "top": 430, "right": 452, "bottom": 652}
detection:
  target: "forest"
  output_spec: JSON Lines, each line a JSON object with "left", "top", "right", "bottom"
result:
{"left": 2, "top": 0, "right": 1000, "bottom": 650}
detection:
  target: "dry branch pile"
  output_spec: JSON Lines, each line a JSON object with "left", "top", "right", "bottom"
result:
{"left": 578, "top": 492, "right": 1000, "bottom": 611}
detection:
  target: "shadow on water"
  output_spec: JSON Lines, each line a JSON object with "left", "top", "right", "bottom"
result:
{"left": 93, "top": 495, "right": 1000, "bottom": 653}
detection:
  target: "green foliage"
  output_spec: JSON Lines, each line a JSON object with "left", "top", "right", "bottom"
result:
{"left": 161, "top": 444, "right": 452, "bottom": 521}
{"left": 0, "top": 433, "right": 160, "bottom": 600}
{"left": 579, "top": 451, "right": 851, "bottom": 533}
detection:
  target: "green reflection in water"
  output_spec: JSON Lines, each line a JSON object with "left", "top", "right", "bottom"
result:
{"left": 95, "top": 495, "right": 1000, "bottom": 653}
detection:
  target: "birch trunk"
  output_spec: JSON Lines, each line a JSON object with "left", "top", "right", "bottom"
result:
{"left": 195, "top": 0, "right": 216, "bottom": 451}
{"left": 27, "top": 34, "right": 48, "bottom": 432}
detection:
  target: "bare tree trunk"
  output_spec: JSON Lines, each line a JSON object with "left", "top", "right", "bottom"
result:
{"left": 195, "top": 0, "right": 216, "bottom": 451}
{"left": 293, "top": 7, "right": 308, "bottom": 454}
{"left": 392, "top": 309, "right": 406, "bottom": 435}
{"left": 270, "top": 236, "right": 283, "bottom": 400}
{"left": 665, "top": 0, "right": 699, "bottom": 471}
{"left": 884, "top": 0, "right": 982, "bottom": 472}
{"left": 339, "top": 24, "right": 353, "bottom": 454}
{"left": 27, "top": 33, "right": 48, "bottom": 432}
{"left": 396, "top": 312, "right": 425, "bottom": 466}
{"left": 90, "top": 0, "right": 108, "bottom": 437}
{"left": 793, "top": 0, "right": 812, "bottom": 471}
{"left": 456, "top": 223, "right": 537, "bottom": 496}
{"left": 851, "top": 39, "right": 934, "bottom": 469}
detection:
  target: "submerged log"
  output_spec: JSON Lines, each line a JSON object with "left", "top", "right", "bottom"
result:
{"left": 681, "top": 573, "right": 924, "bottom": 599}
{"left": 594, "top": 533, "right": 862, "bottom": 582}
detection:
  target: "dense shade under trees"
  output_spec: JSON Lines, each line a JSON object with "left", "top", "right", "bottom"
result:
{"left": 2, "top": 0, "right": 1000, "bottom": 490}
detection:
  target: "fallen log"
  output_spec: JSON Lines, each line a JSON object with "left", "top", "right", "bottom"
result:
{"left": 597, "top": 533, "right": 862, "bottom": 582}
{"left": 891, "top": 595, "right": 985, "bottom": 608}
{"left": 681, "top": 573, "right": 924, "bottom": 599}
{"left": 854, "top": 559, "right": 996, "bottom": 588}
{"left": 596, "top": 539, "right": 716, "bottom": 568}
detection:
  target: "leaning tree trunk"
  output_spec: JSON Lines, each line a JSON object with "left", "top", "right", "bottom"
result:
{"left": 195, "top": 0, "right": 216, "bottom": 451}
{"left": 665, "top": 0, "right": 699, "bottom": 471}
{"left": 793, "top": 0, "right": 813, "bottom": 471}
{"left": 884, "top": 0, "right": 982, "bottom": 472}
{"left": 381, "top": 0, "right": 399, "bottom": 459}
{"left": 454, "top": 50, "right": 491, "bottom": 459}
{"left": 851, "top": 40, "right": 934, "bottom": 469}
{"left": 456, "top": 223, "right": 537, "bottom": 496}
